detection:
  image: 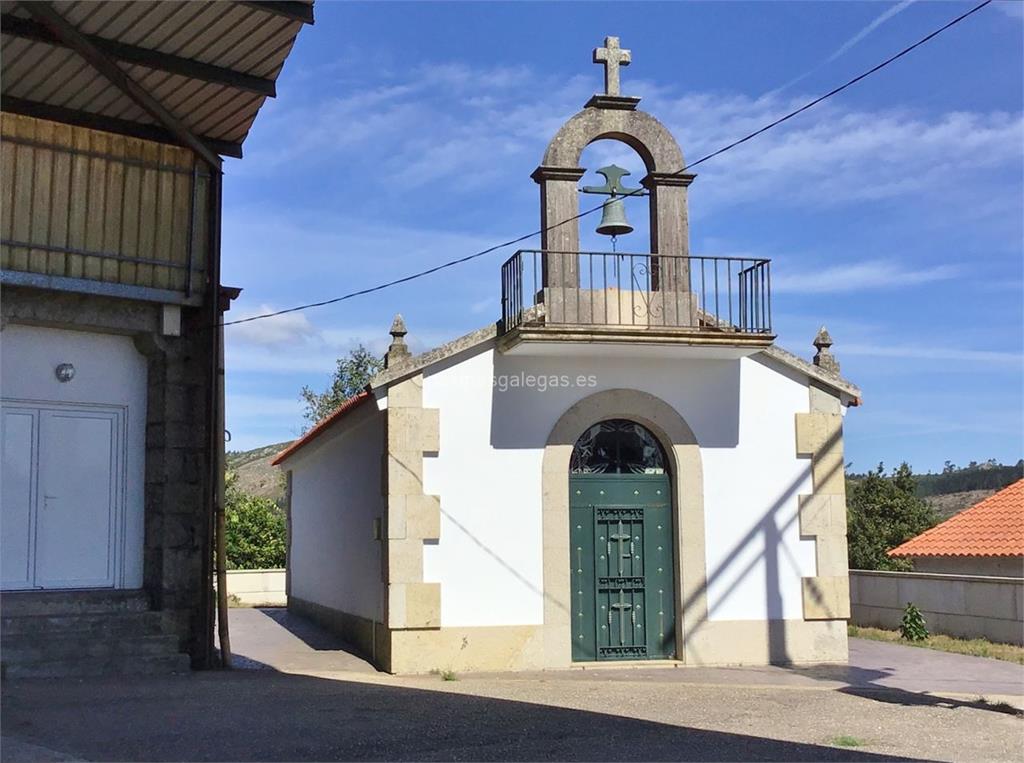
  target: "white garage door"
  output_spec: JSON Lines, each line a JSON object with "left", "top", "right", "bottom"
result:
{"left": 2, "top": 402, "right": 125, "bottom": 590}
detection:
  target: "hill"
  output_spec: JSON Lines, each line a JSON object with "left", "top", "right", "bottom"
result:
{"left": 923, "top": 488, "right": 999, "bottom": 520}
{"left": 226, "top": 441, "right": 293, "bottom": 504}
{"left": 914, "top": 460, "right": 1022, "bottom": 497}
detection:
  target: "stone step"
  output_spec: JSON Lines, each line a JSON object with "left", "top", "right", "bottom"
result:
{"left": 2, "top": 652, "right": 191, "bottom": 679}
{"left": 1, "top": 610, "right": 166, "bottom": 636}
{"left": 1, "top": 633, "right": 181, "bottom": 664}
{"left": 1, "top": 590, "right": 150, "bottom": 616}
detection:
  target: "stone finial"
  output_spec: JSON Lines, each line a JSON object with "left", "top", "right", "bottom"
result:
{"left": 593, "top": 36, "right": 631, "bottom": 97}
{"left": 385, "top": 314, "right": 411, "bottom": 369}
{"left": 812, "top": 326, "right": 840, "bottom": 375}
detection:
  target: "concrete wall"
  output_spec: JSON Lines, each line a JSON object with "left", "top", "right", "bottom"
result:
{"left": 418, "top": 343, "right": 821, "bottom": 628}
{"left": 912, "top": 556, "right": 1024, "bottom": 578}
{"left": 224, "top": 569, "right": 286, "bottom": 606}
{"left": 850, "top": 569, "right": 1023, "bottom": 645}
{"left": 288, "top": 404, "right": 385, "bottom": 622}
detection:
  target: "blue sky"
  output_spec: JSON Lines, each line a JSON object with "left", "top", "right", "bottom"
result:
{"left": 221, "top": 0, "right": 1023, "bottom": 474}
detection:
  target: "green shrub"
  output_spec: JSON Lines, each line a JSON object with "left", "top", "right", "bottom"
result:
{"left": 224, "top": 472, "right": 286, "bottom": 570}
{"left": 899, "top": 602, "right": 929, "bottom": 642}
{"left": 847, "top": 463, "right": 937, "bottom": 571}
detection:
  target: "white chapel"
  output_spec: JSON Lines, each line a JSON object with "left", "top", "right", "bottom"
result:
{"left": 274, "top": 37, "right": 861, "bottom": 674}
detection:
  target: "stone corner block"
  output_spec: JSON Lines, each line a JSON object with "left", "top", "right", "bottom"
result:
{"left": 802, "top": 576, "right": 851, "bottom": 620}
{"left": 387, "top": 537, "right": 424, "bottom": 583}
{"left": 406, "top": 494, "right": 441, "bottom": 540}
{"left": 387, "top": 374, "right": 423, "bottom": 408}
{"left": 799, "top": 494, "right": 847, "bottom": 536}
{"left": 404, "top": 582, "right": 441, "bottom": 629}
{"left": 419, "top": 408, "right": 440, "bottom": 454}
{"left": 795, "top": 412, "right": 842, "bottom": 457}
{"left": 387, "top": 495, "right": 408, "bottom": 540}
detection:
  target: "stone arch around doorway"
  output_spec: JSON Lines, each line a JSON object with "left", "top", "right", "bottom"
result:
{"left": 540, "top": 388, "right": 708, "bottom": 667}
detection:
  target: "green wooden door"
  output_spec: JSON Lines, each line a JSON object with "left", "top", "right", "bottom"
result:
{"left": 569, "top": 474, "right": 676, "bottom": 661}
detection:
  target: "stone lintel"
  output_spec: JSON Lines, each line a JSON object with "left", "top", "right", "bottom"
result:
{"left": 642, "top": 171, "right": 696, "bottom": 188}
{"left": 531, "top": 165, "right": 587, "bottom": 184}
{"left": 584, "top": 94, "right": 641, "bottom": 111}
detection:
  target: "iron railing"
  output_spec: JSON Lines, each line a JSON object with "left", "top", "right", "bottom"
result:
{"left": 500, "top": 250, "right": 772, "bottom": 335}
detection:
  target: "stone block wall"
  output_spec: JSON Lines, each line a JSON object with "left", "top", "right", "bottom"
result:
{"left": 2, "top": 286, "right": 215, "bottom": 665}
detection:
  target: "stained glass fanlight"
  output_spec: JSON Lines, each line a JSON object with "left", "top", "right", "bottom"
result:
{"left": 569, "top": 419, "right": 667, "bottom": 474}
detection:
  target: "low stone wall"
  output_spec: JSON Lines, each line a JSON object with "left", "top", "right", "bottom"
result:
{"left": 850, "top": 570, "right": 1023, "bottom": 646}
{"left": 224, "top": 569, "right": 286, "bottom": 606}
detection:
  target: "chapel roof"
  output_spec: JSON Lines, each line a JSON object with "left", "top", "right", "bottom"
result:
{"left": 368, "top": 319, "right": 863, "bottom": 402}
{"left": 888, "top": 479, "right": 1024, "bottom": 558}
{"left": 271, "top": 390, "right": 371, "bottom": 466}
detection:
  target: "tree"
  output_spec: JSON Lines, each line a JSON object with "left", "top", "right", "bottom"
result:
{"left": 224, "top": 471, "right": 286, "bottom": 570}
{"left": 299, "top": 344, "right": 383, "bottom": 429}
{"left": 847, "top": 462, "right": 937, "bottom": 571}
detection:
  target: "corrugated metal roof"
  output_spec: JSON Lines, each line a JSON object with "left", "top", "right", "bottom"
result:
{"left": 889, "top": 480, "right": 1024, "bottom": 558}
{"left": 0, "top": 0, "right": 312, "bottom": 158}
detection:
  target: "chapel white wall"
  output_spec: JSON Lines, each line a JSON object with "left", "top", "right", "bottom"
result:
{"left": 0, "top": 324, "right": 148, "bottom": 588}
{"left": 288, "top": 409, "right": 385, "bottom": 621}
{"left": 421, "top": 344, "right": 819, "bottom": 628}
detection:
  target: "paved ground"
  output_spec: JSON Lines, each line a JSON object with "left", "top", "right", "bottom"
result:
{"left": 2, "top": 608, "right": 1021, "bottom": 762}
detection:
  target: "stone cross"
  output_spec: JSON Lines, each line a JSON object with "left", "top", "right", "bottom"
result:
{"left": 593, "top": 36, "right": 631, "bottom": 97}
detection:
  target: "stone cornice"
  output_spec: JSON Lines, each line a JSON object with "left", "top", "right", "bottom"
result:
{"left": 584, "top": 94, "right": 641, "bottom": 111}
{"left": 531, "top": 165, "right": 587, "bottom": 183}
{"left": 642, "top": 171, "right": 697, "bottom": 188}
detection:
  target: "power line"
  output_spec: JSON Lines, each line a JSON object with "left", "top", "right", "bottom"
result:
{"left": 223, "top": 0, "right": 992, "bottom": 328}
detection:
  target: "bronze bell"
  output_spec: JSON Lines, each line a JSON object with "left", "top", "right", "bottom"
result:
{"left": 596, "top": 195, "right": 633, "bottom": 238}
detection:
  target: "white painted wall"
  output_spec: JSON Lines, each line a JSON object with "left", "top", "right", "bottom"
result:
{"left": 421, "top": 342, "right": 819, "bottom": 627}
{"left": 0, "top": 324, "right": 147, "bottom": 588}
{"left": 287, "top": 407, "right": 385, "bottom": 621}
{"left": 223, "top": 569, "right": 286, "bottom": 606}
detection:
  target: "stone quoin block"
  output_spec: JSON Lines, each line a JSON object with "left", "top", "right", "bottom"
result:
{"left": 802, "top": 576, "right": 851, "bottom": 620}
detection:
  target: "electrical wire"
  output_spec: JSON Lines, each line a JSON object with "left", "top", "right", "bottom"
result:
{"left": 222, "top": 0, "right": 992, "bottom": 328}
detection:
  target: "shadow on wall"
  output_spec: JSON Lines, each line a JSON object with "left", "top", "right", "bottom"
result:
{"left": 488, "top": 351, "right": 742, "bottom": 449}
{"left": 683, "top": 424, "right": 843, "bottom": 665}
{"left": 1, "top": 669, "right": 924, "bottom": 762}
{"left": 421, "top": 343, "right": 830, "bottom": 665}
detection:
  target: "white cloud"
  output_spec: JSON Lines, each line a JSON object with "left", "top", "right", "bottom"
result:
{"left": 772, "top": 260, "right": 960, "bottom": 294}
{"left": 994, "top": 1, "right": 1024, "bottom": 20}
{"left": 228, "top": 304, "right": 318, "bottom": 346}
{"left": 660, "top": 100, "right": 1022, "bottom": 214}
{"left": 840, "top": 343, "right": 1022, "bottom": 365}
{"left": 767, "top": 0, "right": 918, "bottom": 96}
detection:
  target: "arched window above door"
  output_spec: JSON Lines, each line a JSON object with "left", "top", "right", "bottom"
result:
{"left": 570, "top": 419, "right": 667, "bottom": 474}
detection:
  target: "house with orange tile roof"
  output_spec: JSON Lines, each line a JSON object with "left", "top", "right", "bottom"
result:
{"left": 889, "top": 480, "right": 1023, "bottom": 578}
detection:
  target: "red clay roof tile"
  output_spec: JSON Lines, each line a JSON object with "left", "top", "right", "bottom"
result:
{"left": 889, "top": 479, "right": 1024, "bottom": 558}
{"left": 271, "top": 390, "right": 372, "bottom": 466}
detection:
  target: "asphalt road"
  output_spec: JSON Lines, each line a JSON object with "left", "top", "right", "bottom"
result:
{"left": 1, "top": 608, "right": 1021, "bottom": 762}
